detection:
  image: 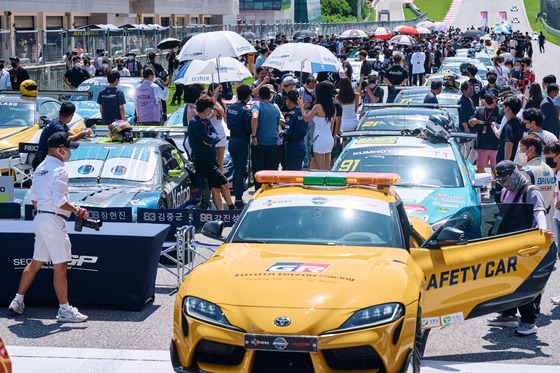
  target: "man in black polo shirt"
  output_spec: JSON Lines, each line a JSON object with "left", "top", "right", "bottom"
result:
{"left": 359, "top": 50, "right": 371, "bottom": 79}
{"left": 384, "top": 54, "right": 408, "bottom": 103}
{"left": 98, "top": 70, "right": 126, "bottom": 125}
{"left": 63, "top": 56, "right": 90, "bottom": 89}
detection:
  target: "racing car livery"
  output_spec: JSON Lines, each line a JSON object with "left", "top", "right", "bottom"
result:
{"left": 171, "top": 171, "right": 555, "bottom": 373}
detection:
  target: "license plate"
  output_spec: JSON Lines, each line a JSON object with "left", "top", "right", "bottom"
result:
{"left": 244, "top": 334, "right": 318, "bottom": 353}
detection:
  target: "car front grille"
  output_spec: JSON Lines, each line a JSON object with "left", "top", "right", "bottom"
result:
{"left": 322, "top": 345, "right": 385, "bottom": 371}
{"left": 252, "top": 351, "right": 314, "bottom": 373}
{"left": 193, "top": 339, "right": 245, "bottom": 366}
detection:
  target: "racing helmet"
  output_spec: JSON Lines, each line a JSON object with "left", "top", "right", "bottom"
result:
{"left": 424, "top": 115, "right": 452, "bottom": 143}
{"left": 467, "top": 48, "right": 476, "bottom": 58}
{"left": 459, "top": 62, "right": 472, "bottom": 76}
{"left": 20, "top": 79, "right": 38, "bottom": 97}
{"left": 442, "top": 73, "right": 460, "bottom": 91}
{"left": 109, "top": 120, "right": 133, "bottom": 142}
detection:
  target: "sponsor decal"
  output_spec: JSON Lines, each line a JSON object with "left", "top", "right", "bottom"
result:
{"left": 311, "top": 197, "right": 328, "bottom": 205}
{"left": 248, "top": 338, "right": 270, "bottom": 347}
{"left": 14, "top": 255, "right": 98, "bottom": 272}
{"left": 436, "top": 207, "right": 449, "bottom": 213}
{"left": 441, "top": 312, "right": 464, "bottom": 326}
{"left": 273, "top": 337, "right": 289, "bottom": 350}
{"left": 422, "top": 317, "right": 440, "bottom": 328}
{"left": 404, "top": 204, "right": 427, "bottom": 213}
{"left": 426, "top": 256, "right": 517, "bottom": 290}
{"left": 266, "top": 262, "right": 331, "bottom": 273}
{"left": 432, "top": 201, "right": 459, "bottom": 208}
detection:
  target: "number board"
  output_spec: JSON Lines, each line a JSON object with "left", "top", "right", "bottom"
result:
{"left": 191, "top": 208, "right": 242, "bottom": 228}
{"left": 137, "top": 208, "right": 190, "bottom": 226}
{"left": 84, "top": 207, "right": 133, "bottom": 222}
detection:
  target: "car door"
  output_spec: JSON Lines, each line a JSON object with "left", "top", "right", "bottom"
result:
{"left": 160, "top": 144, "right": 191, "bottom": 208}
{"left": 410, "top": 204, "right": 555, "bottom": 329}
{"left": 38, "top": 101, "right": 59, "bottom": 124}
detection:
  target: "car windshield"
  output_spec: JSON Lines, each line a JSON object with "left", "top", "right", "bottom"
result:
{"left": 70, "top": 83, "right": 135, "bottom": 102}
{"left": 166, "top": 109, "right": 184, "bottom": 126}
{"left": 66, "top": 144, "right": 158, "bottom": 183}
{"left": 0, "top": 101, "right": 34, "bottom": 127}
{"left": 358, "top": 113, "right": 432, "bottom": 131}
{"left": 231, "top": 195, "right": 399, "bottom": 247}
{"left": 397, "top": 93, "right": 460, "bottom": 106}
{"left": 440, "top": 65, "right": 487, "bottom": 78}
{"left": 335, "top": 146, "right": 464, "bottom": 188}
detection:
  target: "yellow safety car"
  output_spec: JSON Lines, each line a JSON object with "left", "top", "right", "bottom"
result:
{"left": 171, "top": 171, "right": 555, "bottom": 373}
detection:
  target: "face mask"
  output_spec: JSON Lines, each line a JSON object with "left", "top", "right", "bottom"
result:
{"left": 102, "top": 63, "right": 108, "bottom": 69}
{"left": 546, "top": 157, "right": 558, "bottom": 169}
{"left": 128, "top": 56, "right": 134, "bottom": 61}
{"left": 518, "top": 150, "right": 528, "bottom": 165}
{"left": 484, "top": 96, "right": 494, "bottom": 105}
{"left": 57, "top": 148, "right": 71, "bottom": 162}
{"left": 117, "top": 64, "right": 123, "bottom": 69}
{"left": 74, "top": 63, "right": 82, "bottom": 68}
{"left": 487, "top": 77, "right": 497, "bottom": 84}
{"left": 500, "top": 169, "right": 526, "bottom": 192}
{"left": 468, "top": 90, "right": 474, "bottom": 98}
{"left": 11, "top": 62, "right": 17, "bottom": 68}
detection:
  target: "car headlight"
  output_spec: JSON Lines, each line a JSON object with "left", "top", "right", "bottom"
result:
{"left": 0, "top": 148, "right": 19, "bottom": 159}
{"left": 324, "top": 303, "right": 403, "bottom": 334}
{"left": 184, "top": 296, "right": 243, "bottom": 332}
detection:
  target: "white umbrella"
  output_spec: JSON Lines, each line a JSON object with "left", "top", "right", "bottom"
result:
{"left": 416, "top": 21, "right": 434, "bottom": 28}
{"left": 339, "top": 29, "right": 368, "bottom": 39}
{"left": 393, "top": 25, "right": 406, "bottom": 33}
{"left": 416, "top": 27, "right": 431, "bottom": 34}
{"left": 177, "top": 31, "right": 256, "bottom": 61}
{"left": 262, "top": 43, "right": 342, "bottom": 74}
{"left": 173, "top": 57, "right": 253, "bottom": 85}
{"left": 389, "top": 35, "right": 417, "bottom": 46}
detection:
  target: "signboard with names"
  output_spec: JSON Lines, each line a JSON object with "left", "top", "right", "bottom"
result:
{"left": 191, "top": 208, "right": 242, "bottom": 227}
{"left": 137, "top": 208, "right": 190, "bottom": 226}
{"left": 25, "top": 205, "right": 132, "bottom": 222}
{"left": 0, "top": 176, "right": 14, "bottom": 202}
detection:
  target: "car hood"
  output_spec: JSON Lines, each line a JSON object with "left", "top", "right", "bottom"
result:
{"left": 68, "top": 184, "right": 147, "bottom": 207}
{"left": 73, "top": 101, "right": 135, "bottom": 119}
{"left": 395, "top": 186, "right": 472, "bottom": 225}
{"left": 0, "top": 125, "right": 39, "bottom": 150}
{"left": 182, "top": 243, "right": 420, "bottom": 309}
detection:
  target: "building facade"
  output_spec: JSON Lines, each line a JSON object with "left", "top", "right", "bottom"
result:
{"left": 238, "top": 0, "right": 321, "bottom": 25}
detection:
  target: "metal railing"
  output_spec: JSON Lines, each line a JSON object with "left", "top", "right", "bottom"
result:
{"left": 0, "top": 13, "right": 428, "bottom": 66}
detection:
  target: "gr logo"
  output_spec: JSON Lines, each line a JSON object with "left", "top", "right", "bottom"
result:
{"left": 266, "top": 262, "right": 331, "bottom": 274}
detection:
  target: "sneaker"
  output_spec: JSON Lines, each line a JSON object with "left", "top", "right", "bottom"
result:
{"left": 8, "top": 299, "right": 24, "bottom": 315}
{"left": 56, "top": 306, "right": 88, "bottom": 323}
{"left": 551, "top": 296, "right": 560, "bottom": 305}
{"left": 515, "top": 322, "right": 537, "bottom": 335}
{"left": 234, "top": 200, "right": 246, "bottom": 209}
{"left": 486, "top": 315, "right": 519, "bottom": 328}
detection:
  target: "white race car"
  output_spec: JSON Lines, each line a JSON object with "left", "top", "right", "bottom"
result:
{"left": 511, "top": 6, "right": 518, "bottom": 12}
{"left": 512, "top": 18, "right": 520, "bottom": 23}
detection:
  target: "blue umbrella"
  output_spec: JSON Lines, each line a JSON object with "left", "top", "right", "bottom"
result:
{"left": 311, "top": 62, "right": 338, "bottom": 73}
{"left": 494, "top": 25, "right": 511, "bottom": 34}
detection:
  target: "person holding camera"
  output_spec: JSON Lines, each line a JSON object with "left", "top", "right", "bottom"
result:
{"left": 359, "top": 73, "right": 384, "bottom": 119}
{"left": 298, "top": 76, "right": 317, "bottom": 169}
{"left": 134, "top": 67, "right": 168, "bottom": 125}
{"left": 251, "top": 66, "right": 271, "bottom": 101}
{"left": 9, "top": 132, "right": 89, "bottom": 323}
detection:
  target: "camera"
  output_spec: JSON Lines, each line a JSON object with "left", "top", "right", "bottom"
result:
{"left": 75, "top": 216, "right": 103, "bottom": 232}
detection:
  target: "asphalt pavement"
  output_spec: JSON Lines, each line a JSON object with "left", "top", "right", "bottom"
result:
{"left": 376, "top": 0, "right": 405, "bottom": 22}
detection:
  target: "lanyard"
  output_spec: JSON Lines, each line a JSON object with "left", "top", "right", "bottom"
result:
{"left": 484, "top": 106, "right": 496, "bottom": 123}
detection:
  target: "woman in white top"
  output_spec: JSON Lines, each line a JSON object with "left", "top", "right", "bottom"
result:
{"left": 208, "top": 83, "right": 228, "bottom": 173}
{"left": 336, "top": 77, "right": 360, "bottom": 148}
{"left": 298, "top": 82, "right": 335, "bottom": 170}
{"left": 491, "top": 56, "right": 508, "bottom": 87}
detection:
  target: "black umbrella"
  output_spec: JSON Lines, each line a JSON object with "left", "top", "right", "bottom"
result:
{"left": 293, "top": 30, "right": 318, "bottom": 40}
{"left": 241, "top": 31, "right": 258, "bottom": 41}
{"left": 157, "top": 38, "right": 181, "bottom": 50}
{"left": 463, "top": 29, "right": 483, "bottom": 38}
{"left": 181, "top": 33, "right": 202, "bottom": 46}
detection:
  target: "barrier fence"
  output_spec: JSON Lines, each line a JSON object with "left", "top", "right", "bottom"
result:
{"left": 0, "top": 13, "right": 428, "bottom": 65}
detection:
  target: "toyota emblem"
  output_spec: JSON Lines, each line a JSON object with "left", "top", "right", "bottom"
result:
{"left": 274, "top": 317, "right": 291, "bottom": 327}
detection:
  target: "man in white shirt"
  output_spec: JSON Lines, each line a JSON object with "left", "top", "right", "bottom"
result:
{"left": 9, "top": 132, "right": 89, "bottom": 323}
{"left": 410, "top": 46, "right": 426, "bottom": 86}
{"left": 0, "top": 59, "right": 11, "bottom": 90}
{"left": 514, "top": 108, "right": 558, "bottom": 166}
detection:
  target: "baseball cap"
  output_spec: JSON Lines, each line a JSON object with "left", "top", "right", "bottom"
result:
{"left": 102, "top": 58, "right": 109, "bottom": 63}
{"left": 498, "top": 85, "right": 513, "bottom": 97}
{"left": 286, "top": 90, "right": 299, "bottom": 102}
{"left": 47, "top": 132, "right": 79, "bottom": 149}
{"left": 282, "top": 76, "right": 298, "bottom": 86}
{"left": 9, "top": 56, "right": 19, "bottom": 62}
{"left": 493, "top": 160, "right": 516, "bottom": 181}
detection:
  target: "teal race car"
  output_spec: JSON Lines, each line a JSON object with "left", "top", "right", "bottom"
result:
{"left": 69, "top": 77, "right": 142, "bottom": 126}
{"left": 333, "top": 134, "right": 490, "bottom": 231}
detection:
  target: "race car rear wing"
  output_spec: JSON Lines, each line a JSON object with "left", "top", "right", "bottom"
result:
{"left": 364, "top": 103, "right": 461, "bottom": 109}
{"left": 0, "top": 90, "right": 93, "bottom": 99}
{"left": 93, "top": 125, "right": 189, "bottom": 137}
{"left": 338, "top": 129, "right": 477, "bottom": 141}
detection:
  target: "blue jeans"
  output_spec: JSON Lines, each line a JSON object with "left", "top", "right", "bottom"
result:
{"left": 286, "top": 142, "right": 306, "bottom": 171}
{"left": 304, "top": 125, "right": 315, "bottom": 164}
{"left": 228, "top": 138, "right": 249, "bottom": 199}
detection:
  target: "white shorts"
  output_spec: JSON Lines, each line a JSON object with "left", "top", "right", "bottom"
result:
{"left": 33, "top": 212, "right": 71, "bottom": 264}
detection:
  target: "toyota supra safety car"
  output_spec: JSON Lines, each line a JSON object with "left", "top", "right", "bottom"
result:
{"left": 171, "top": 170, "right": 555, "bottom": 373}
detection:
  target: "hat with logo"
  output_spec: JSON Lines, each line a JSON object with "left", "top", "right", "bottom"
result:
{"left": 9, "top": 56, "right": 19, "bottom": 62}
{"left": 47, "top": 132, "right": 79, "bottom": 149}
{"left": 492, "top": 160, "right": 516, "bottom": 181}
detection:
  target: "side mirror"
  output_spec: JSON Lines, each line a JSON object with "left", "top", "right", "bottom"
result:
{"left": 473, "top": 173, "right": 492, "bottom": 188}
{"left": 40, "top": 115, "right": 49, "bottom": 124}
{"left": 202, "top": 221, "right": 226, "bottom": 242}
{"left": 168, "top": 169, "right": 181, "bottom": 177}
{"left": 427, "top": 227, "right": 467, "bottom": 248}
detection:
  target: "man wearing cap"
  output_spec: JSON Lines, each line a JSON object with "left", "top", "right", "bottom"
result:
{"left": 95, "top": 58, "right": 111, "bottom": 77}
{"left": 123, "top": 51, "right": 142, "bottom": 77}
{"left": 0, "top": 59, "right": 11, "bottom": 90}
{"left": 282, "top": 90, "right": 308, "bottom": 171}
{"left": 487, "top": 159, "right": 554, "bottom": 335}
{"left": 9, "top": 57, "right": 29, "bottom": 91}
{"left": 9, "top": 131, "right": 89, "bottom": 323}
{"left": 134, "top": 67, "right": 168, "bottom": 125}
{"left": 274, "top": 76, "right": 297, "bottom": 116}
{"left": 63, "top": 56, "right": 89, "bottom": 90}
{"left": 33, "top": 102, "right": 92, "bottom": 169}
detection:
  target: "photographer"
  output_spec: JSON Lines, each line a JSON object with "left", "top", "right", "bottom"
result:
{"left": 134, "top": 67, "right": 168, "bottom": 125}
{"left": 251, "top": 66, "right": 271, "bottom": 101}
{"left": 9, "top": 132, "right": 89, "bottom": 323}
{"left": 359, "top": 73, "right": 384, "bottom": 119}
{"left": 298, "top": 76, "right": 317, "bottom": 168}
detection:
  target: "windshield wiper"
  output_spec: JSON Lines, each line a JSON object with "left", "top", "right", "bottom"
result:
{"left": 397, "top": 182, "right": 440, "bottom": 188}
{"left": 96, "top": 151, "right": 111, "bottom": 184}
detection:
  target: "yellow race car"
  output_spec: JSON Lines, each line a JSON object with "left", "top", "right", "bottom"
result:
{"left": 171, "top": 171, "right": 555, "bottom": 373}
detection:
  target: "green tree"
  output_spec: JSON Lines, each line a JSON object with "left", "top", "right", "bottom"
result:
{"left": 321, "top": 0, "right": 369, "bottom": 23}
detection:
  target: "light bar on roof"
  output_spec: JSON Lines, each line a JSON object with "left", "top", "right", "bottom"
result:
{"left": 254, "top": 171, "right": 399, "bottom": 186}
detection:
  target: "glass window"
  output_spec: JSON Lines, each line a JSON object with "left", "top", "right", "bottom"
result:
{"left": 38, "top": 101, "right": 59, "bottom": 121}
{"left": 0, "top": 101, "right": 35, "bottom": 127}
